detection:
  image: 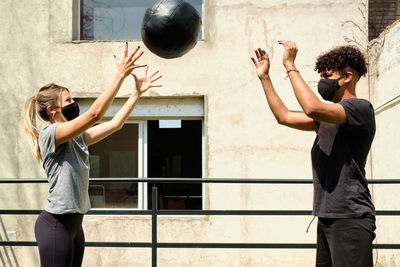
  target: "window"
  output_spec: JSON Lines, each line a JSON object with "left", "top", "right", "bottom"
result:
{"left": 89, "top": 122, "right": 145, "bottom": 208}
{"left": 88, "top": 120, "right": 202, "bottom": 210}
{"left": 79, "top": 0, "right": 203, "bottom": 41}
{"left": 368, "top": 0, "right": 400, "bottom": 40}
{"left": 80, "top": 97, "right": 204, "bottom": 210}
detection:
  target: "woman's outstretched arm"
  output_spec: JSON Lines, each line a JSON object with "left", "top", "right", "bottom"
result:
{"left": 85, "top": 66, "right": 162, "bottom": 146}
{"left": 55, "top": 43, "right": 146, "bottom": 148}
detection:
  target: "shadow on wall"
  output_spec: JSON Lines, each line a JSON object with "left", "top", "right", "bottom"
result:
{"left": 0, "top": 36, "right": 47, "bottom": 264}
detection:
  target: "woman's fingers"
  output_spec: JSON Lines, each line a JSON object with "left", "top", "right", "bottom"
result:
{"left": 130, "top": 73, "right": 138, "bottom": 79}
{"left": 149, "top": 70, "right": 159, "bottom": 79}
{"left": 124, "top": 42, "right": 128, "bottom": 58}
{"left": 128, "top": 46, "right": 141, "bottom": 62}
{"left": 151, "top": 74, "right": 162, "bottom": 84}
{"left": 133, "top": 64, "right": 147, "bottom": 69}
{"left": 131, "top": 51, "right": 144, "bottom": 64}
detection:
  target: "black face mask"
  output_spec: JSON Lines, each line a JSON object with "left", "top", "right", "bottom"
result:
{"left": 62, "top": 102, "right": 80, "bottom": 121}
{"left": 317, "top": 77, "right": 342, "bottom": 101}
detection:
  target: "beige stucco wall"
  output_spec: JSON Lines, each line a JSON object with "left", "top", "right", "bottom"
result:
{"left": 368, "top": 20, "right": 400, "bottom": 267}
{"left": 1, "top": 0, "right": 398, "bottom": 266}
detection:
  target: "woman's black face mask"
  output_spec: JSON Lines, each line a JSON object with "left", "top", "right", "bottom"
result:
{"left": 317, "top": 76, "right": 344, "bottom": 101}
{"left": 62, "top": 102, "right": 80, "bottom": 121}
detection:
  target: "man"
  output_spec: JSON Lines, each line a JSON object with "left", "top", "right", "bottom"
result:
{"left": 251, "top": 41, "right": 376, "bottom": 267}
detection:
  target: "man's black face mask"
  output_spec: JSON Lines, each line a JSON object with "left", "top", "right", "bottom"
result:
{"left": 317, "top": 76, "right": 343, "bottom": 101}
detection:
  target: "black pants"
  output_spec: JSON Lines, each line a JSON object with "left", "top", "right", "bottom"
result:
{"left": 35, "top": 210, "right": 85, "bottom": 267}
{"left": 316, "top": 216, "right": 376, "bottom": 267}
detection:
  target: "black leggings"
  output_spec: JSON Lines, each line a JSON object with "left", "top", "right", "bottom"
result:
{"left": 35, "top": 210, "right": 85, "bottom": 267}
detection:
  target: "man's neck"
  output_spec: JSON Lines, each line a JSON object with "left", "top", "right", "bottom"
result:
{"left": 341, "top": 89, "right": 356, "bottom": 100}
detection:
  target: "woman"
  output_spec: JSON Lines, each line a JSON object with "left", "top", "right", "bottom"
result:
{"left": 24, "top": 43, "right": 161, "bottom": 267}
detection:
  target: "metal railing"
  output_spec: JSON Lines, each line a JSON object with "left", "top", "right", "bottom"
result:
{"left": 0, "top": 178, "right": 400, "bottom": 267}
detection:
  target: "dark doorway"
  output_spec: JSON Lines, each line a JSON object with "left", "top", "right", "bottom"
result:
{"left": 147, "top": 120, "right": 202, "bottom": 209}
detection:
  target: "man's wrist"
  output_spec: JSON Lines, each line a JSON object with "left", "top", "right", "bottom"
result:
{"left": 284, "top": 64, "right": 297, "bottom": 72}
{"left": 258, "top": 73, "right": 271, "bottom": 81}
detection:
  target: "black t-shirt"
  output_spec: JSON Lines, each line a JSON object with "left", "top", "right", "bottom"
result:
{"left": 311, "top": 98, "right": 376, "bottom": 218}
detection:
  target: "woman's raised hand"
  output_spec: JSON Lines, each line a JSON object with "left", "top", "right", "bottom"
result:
{"left": 114, "top": 42, "right": 146, "bottom": 78}
{"left": 131, "top": 66, "right": 162, "bottom": 95}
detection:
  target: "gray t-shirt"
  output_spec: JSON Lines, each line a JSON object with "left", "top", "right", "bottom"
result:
{"left": 311, "top": 98, "right": 375, "bottom": 218}
{"left": 39, "top": 123, "right": 91, "bottom": 214}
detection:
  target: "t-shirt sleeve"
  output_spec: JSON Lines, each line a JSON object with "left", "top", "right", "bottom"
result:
{"left": 339, "top": 99, "right": 374, "bottom": 128}
{"left": 39, "top": 123, "right": 59, "bottom": 160}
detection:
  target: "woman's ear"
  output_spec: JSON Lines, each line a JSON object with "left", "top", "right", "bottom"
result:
{"left": 46, "top": 106, "right": 58, "bottom": 120}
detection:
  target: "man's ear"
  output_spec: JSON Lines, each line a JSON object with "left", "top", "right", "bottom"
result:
{"left": 344, "top": 71, "right": 353, "bottom": 84}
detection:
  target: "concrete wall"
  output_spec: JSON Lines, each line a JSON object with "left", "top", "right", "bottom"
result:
{"left": 368, "top": 20, "right": 400, "bottom": 267}
{"left": 2, "top": 0, "right": 398, "bottom": 266}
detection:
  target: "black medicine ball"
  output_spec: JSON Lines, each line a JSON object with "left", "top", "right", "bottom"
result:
{"left": 141, "top": 0, "right": 202, "bottom": 59}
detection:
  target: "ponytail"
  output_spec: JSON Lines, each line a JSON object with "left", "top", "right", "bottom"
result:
{"left": 24, "top": 96, "right": 41, "bottom": 162}
{"left": 24, "top": 83, "right": 69, "bottom": 162}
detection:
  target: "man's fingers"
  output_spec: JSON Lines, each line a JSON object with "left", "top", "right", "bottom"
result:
{"left": 278, "top": 40, "right": 292, "bottom": 49}
{"left": 278, "top": 40, "right": 297, "bottom": 50}
{"left": 259, "top": 48, "right": 266, "bottom": 59}
{"left": 252, "top": 48, "right": 269, "bottom": 64}
{"left": 255, "top": 49, "right": 261, "bottom": 60}
{"left": 261, "top": 50, "right": 268, "bottom": 59}
{"left": 286, "top": 41, "right": 295, "bottom": 49}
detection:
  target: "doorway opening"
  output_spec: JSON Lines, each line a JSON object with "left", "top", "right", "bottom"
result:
{"left": 147, "top": 120, "right": 202, "bottom": 209}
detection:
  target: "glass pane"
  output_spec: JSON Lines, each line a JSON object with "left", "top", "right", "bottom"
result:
{"left": 81, "top": 0, "right": 202, "bottom": 41}
{"left": 89, "top": 124, "right": 139, "bottom": 208}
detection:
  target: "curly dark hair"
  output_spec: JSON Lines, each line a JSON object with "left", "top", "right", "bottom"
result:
{"left": 314, "top": 46, "right": 367, "bottom": 78}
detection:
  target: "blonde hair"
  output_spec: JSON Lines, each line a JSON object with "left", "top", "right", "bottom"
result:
{"left": 24, "top": 83, "right": 68, "bottom": 162}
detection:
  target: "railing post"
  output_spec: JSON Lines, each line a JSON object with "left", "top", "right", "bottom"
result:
{"left": 152, "top": 186, "right": 158, "bottom": 267}
{"left": 0, "top": 216, "right": 19, "bottom": 267}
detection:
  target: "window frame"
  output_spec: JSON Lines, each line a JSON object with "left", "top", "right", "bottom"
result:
{"left": 74, "top": 0, "right": 204, "bottom": 41}
{"left": 79, "top": 97, "right": 205, "bottom": 210}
